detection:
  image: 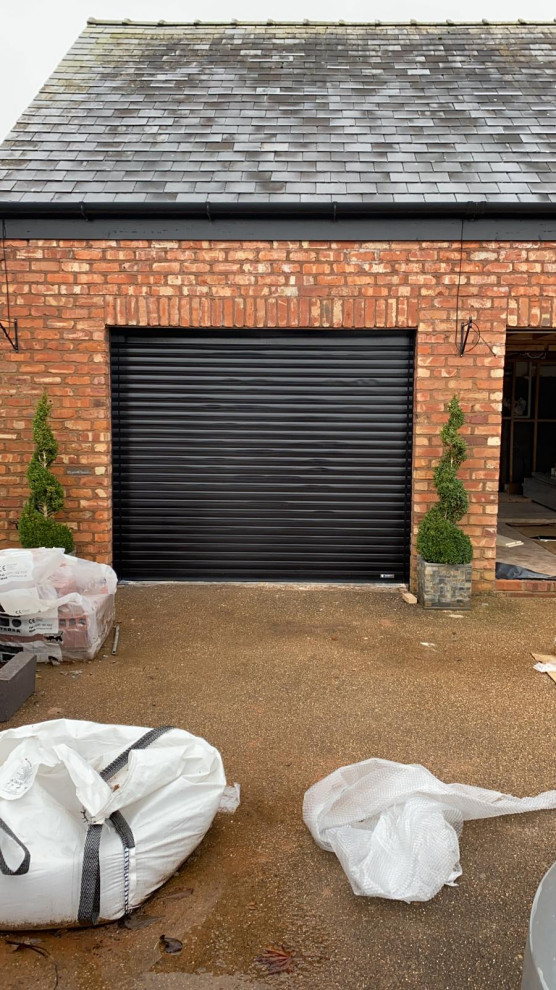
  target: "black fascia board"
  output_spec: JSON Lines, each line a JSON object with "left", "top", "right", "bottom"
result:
{"left": 1, "top": 199, "right": 556, "bottom": 241}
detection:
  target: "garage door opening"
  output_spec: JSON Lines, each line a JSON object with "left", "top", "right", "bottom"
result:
{"left": 110, "top": 330, "right": 414, "bottom": 583}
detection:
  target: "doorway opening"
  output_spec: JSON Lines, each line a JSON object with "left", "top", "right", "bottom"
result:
{"left": 497, "top": 330, "right": 556, "bottom": 581}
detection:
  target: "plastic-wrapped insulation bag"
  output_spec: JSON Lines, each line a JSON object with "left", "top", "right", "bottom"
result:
{"left": 0, "top": 719, "right": 228, "bottom": 928}
{"left": 303, "top": 758, "right": 556, "bottom": 903}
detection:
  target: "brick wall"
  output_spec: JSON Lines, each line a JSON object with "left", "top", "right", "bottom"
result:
{"left": 1, "top": 237, "right": 555, "bottom": 590}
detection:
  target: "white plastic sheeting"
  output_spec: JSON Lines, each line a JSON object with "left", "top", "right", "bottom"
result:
{"left": 0, "top": 549, "right": 117, "bottom": 661}
{"left": 0, "top": 548, "right": 65, "bottom": 615}
{"left": 303, "top": 758, "right": 556, "bottom": 903}
{"left": 218, "top": 783, "right": 241, "bottom": 813}
{"left": 0, "top": 548, "right": 116, "bottom": 616}
{"left": 0, "top": 719, "right": 228, "bottom": 928}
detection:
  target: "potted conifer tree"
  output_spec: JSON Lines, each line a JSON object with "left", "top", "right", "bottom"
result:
{"left": 416, "top": 396, "right": 473, "bottom": 609}
{"left": 18, "top": 392, "right": 75, "bottom": 553}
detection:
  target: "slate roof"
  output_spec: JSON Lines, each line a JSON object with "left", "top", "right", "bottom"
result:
{"left": 1, "top": 20, "right": 556, "bottom": 206}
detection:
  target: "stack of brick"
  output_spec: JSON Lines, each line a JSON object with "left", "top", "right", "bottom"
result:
{"left": 0, "top": 548, "right": 116, "bottom": 662}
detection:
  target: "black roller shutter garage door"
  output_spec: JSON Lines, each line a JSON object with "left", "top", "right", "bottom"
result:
{"left": 111, "top": 331, "right": 414, "bottom": 582}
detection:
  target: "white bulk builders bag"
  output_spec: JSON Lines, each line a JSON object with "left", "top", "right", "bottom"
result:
{"left": 303, "top": 758, "right": 556, "bottom": 903}
{"left": 0, "top": 719, "right": 227, "bottom": 928}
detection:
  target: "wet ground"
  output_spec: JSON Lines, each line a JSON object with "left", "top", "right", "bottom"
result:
{"left": 1, "top": 583, "right": 555, "bottom": 990}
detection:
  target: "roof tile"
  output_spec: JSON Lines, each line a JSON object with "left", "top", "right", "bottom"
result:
{"left": 0, "top": 21, "right": 555, "bottom": 204}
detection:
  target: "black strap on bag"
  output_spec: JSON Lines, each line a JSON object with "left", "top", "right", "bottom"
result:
{"left": 0, "top": 817, "right": 31, "bottom": 876}
{"left": 78, "top": 726, "right": 173, "bottom": 926}
{"left": 98, "top": 727, "right": 174, "bottom": 782}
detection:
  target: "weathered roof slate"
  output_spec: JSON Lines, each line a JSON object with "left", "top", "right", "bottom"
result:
{"left": 0, "top": 21, "right": 555, "bottom": 206}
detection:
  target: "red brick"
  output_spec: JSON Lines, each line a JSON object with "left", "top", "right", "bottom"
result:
{"left": 1, "top": 236, "right": 555, "bottom": 592}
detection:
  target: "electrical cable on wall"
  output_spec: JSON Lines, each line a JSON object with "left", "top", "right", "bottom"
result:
{"left": 453, "top": 216, "right": 465, "bottom": 350}
{"left": 1, "top": 219, "right": 18, "bottom": 352}
{"left": 453, "top": 216, "right": 495, "bottom": 358}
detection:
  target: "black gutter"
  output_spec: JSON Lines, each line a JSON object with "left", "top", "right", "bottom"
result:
{"left": 1, "top": 199, "right": 555, "bottom": 221}
{"left": 2, "top": 199, "right": 555, "bottom": 241}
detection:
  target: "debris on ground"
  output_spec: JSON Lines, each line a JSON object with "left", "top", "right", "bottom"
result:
{"left": 160, "top": 934, "right": 183, "bottom": 954}
{"left": 219, "top": 782, "right": 241, "bottom": 812}
{"left": 532, "top": 652, "right": 556, "bottom": 684}
{"left": 6, "top": 936, "right": 45, "bottom": 952}
{"left": 401, "top": 591, "right": 418, "bottom": 605}
{"left": 255, "top": 945, "right": 296, "bottom": 974}
{"left": 4, "top": 936, "right": 59, "bottom": 988}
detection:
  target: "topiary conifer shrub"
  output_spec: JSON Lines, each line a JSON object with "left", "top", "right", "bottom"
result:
{"left": 416, "top": 396, "right": 472, "bottom": 566}
{"left": 18, "top": 392, "right": 75, "bottom": 554}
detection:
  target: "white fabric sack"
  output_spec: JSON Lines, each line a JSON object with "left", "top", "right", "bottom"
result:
{"left": 0, "top": 719, "right": 227, "bottom": 928}
{"left": 303, "top": 759, "right": 556, "bottom": 903}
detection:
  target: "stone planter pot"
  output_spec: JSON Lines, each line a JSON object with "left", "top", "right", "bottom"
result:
{"left": 417, "top": 555, "right": 472, "bottom": 610}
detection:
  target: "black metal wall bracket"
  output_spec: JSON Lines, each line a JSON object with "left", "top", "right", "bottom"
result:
{"left": 0, "top": 318, "right": 18, "bottom": 352}
{"left": 459, "top": 316, "right": 473, "bottom": 356}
